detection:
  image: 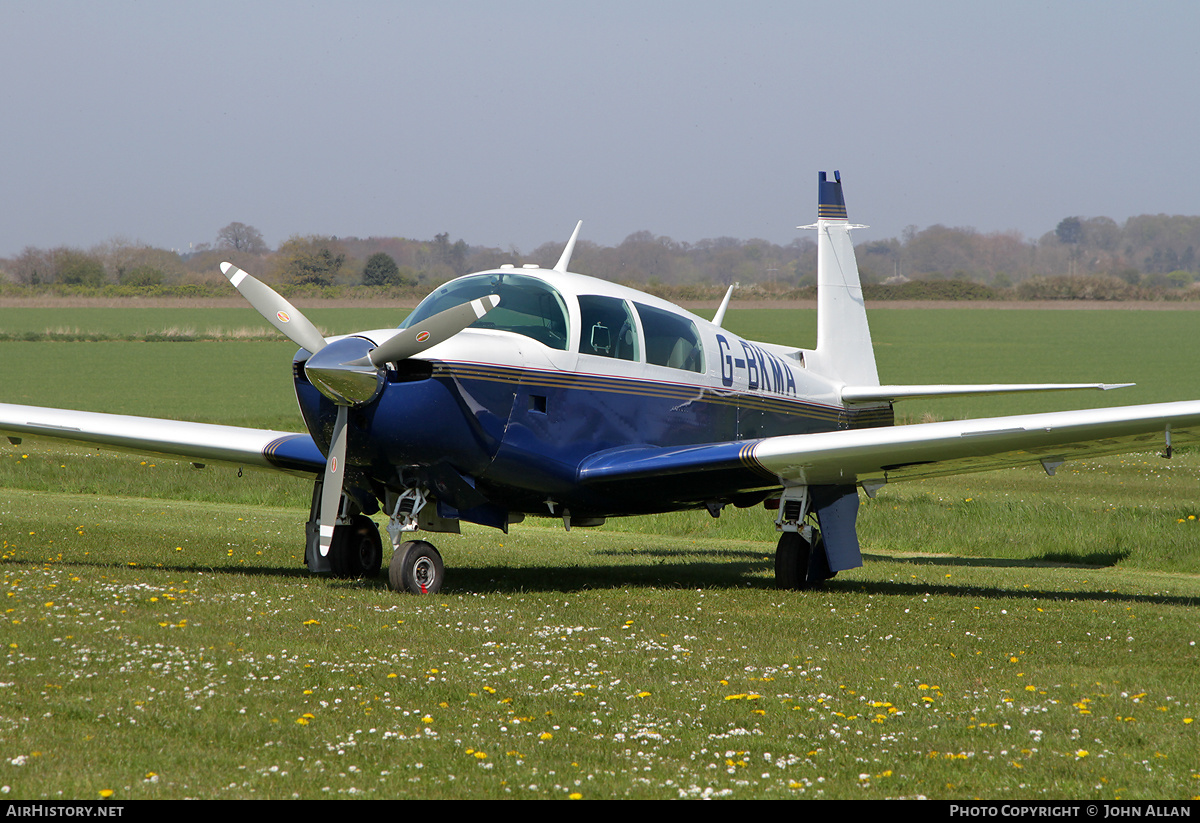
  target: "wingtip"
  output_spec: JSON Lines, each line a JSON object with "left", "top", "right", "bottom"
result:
{"left": 220, "top": 261, "right": 233, "bottom": 275}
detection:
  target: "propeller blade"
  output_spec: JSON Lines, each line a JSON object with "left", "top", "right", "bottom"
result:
{"left": 317, "top": 405, "right": 349, "bottom": 561}
{"left": 220, "top": 262, "right": 328, "bottom": 354}
{"left": 367, "top": 294, "right": 501, "bottom": 367}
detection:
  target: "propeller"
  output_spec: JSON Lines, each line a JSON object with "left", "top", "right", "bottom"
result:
{"left": 219, "top": 262, "right": 326, "bottom": 354}
{"left": 220, "top": 262, "right": 500, "bottom": 568}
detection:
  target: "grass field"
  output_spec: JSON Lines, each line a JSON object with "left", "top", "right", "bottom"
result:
{"left": 1, "top": 306, "right": 1199, "bottom": 800}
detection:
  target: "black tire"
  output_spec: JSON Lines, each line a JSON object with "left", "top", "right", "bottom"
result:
{"left": 328, "top": 514, "right": 383, "bottom": 579}
{"left": 774, "top": 529, "right": 827, "bottom": 590}
{"left": 389, "top": 540, "right": 444, "bottom": 594}
{"left": 775, "top": 531, "right": 810, "bottom": 590}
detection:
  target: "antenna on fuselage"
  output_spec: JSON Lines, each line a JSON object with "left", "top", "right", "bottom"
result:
{"left": 553, "top": 220, "right": 584, "bottom": 273}
{"left": 713, "top": 282, "right": 738, "bottom": 328}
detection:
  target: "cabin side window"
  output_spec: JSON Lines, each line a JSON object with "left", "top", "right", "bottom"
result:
{"left": 634, "top": 302, "right": 703, "bottom": 373}
{"left": 578, "top": 295, "right": 639, "bottom": 361}
{"left": 401, "top": 273, "right": 570, "bottom": 351}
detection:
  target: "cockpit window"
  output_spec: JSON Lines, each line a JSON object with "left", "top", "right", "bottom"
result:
{"left": 578, "top": 295, "right": 639, "bottom": 361}
{"left": 401, "top": 273, "right": 570, "bottom": 351}
{"left": 635, "top": 302, "right": 703, "bottom": 373}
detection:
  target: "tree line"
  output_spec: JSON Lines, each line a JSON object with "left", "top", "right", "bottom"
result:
{"left": 4, "top": 213, "right": 1200, "bottom": 298}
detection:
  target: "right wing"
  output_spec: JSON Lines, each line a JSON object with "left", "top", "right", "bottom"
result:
{"left": 578, "top": 399, "right": 1200, "bottom": 501}
{"left": 0, "top": 402, "right": 325, "bottom": 476}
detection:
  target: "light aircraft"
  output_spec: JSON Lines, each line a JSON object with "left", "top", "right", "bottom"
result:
{"left": 4, "top": 171, "right": 1200, "bottom": 594}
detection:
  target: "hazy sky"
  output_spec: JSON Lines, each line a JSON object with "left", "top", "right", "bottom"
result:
{"left": 3, "top": 1, "right": 1198, "bottom": 259}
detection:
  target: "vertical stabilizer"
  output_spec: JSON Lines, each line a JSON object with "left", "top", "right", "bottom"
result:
{"left": 809, "top": 171, "right": 879, "bottom": 387}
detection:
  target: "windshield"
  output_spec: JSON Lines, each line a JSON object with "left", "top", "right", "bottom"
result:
{"left": 401, "top": 273, "right": 570, "bottom": 351}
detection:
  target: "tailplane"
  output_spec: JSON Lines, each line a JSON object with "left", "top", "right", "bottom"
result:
{"left": 804, "top": 172, "right": 1136, "bottom": 407}
{"left": 803, "top": 171, "right": 880, "bottom": 388}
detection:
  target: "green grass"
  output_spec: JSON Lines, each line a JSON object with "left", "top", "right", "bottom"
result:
{"left": 3, "top": 488, "right": 1199, "bottom": 799}
{"left": 2, "top": 306, "right": 1200, "bottom": 799}
{"left": 0, "top": 307, "right": 410, "bottom": 338}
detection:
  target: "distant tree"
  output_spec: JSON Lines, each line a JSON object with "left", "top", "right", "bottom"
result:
{"left": 96, "top": 237, "right": 186, "bottom": 283}
{"left": 10, "top": 246, "right": 55, "bottom": 284}
{"left": 1081, "top": 216, "right": 1120, "bottom": 251}
{"left": 216, "top": 222, "right": 268, "bottom": 254}
{"left": 275, "top": 235, "right": 346, "bottom": 286}
{"left": 1055, "top": 217, "right": 1083, "bottom": 246}
{"left": 1056, "top": 217, "right": 1084, "bottom": 276}
{"left": 362, "top": 252, "right": 402, "bottom": 286}
{"left": 431, "top": 232, "right": 470, "bottom": 275}
{"left": 54, "top": 249, "right": 106, "bottom": 286}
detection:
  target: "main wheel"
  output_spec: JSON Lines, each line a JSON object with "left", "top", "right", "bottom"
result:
{"left": 389, "top": 540, "right": 444, "bottom": 594}
{"left": 775, "top": 531, "right": 810, "bottom": 590}
{"left": 774, "top": 529, "right": 827, "bottom": 590}
{"left": 328, "top": 514, "right": 383, "bottom": 579}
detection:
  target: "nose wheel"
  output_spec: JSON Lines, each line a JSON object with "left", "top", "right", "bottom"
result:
{"left": 389, "top": 540, "right": 445, "bottom": 594}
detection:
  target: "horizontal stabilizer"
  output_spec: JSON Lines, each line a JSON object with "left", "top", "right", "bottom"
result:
{"left": 841, "top": 383, "right": 1135, "bottom": 404}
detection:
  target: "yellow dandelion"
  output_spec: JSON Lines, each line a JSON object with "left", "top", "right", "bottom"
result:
{"left": 569, "top": 793, "right": 583, "bottom": 800}
{"left": 540, "top": 732, "right": 553, "bottom": 740}
{"left": 98, "top": 790, "right": 113, "bottom": 798}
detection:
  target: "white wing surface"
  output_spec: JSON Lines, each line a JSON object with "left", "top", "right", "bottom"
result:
{"left": 576, "top": 399, "right": 1200, "bottom": 502}
{"left": 0, "top": 403, "right": 325, "bottom": 477}
{"left": 750, "top": 399, "right": 1200, "bottom": 487}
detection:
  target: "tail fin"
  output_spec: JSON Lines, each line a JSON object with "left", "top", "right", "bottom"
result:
{"left": 807, "top": 171, "right": 879, "bottom": 388}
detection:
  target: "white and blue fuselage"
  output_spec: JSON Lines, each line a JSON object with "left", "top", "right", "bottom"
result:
{"left": 291, "top": 266, "right": 892, "bottom": 527}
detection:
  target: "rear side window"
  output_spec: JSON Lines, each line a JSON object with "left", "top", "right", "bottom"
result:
{"left": 579, "top": 295, "right": 639, "bottom": 361}
{"left": 634, "top": 302, "right": 703, "bottom": 373}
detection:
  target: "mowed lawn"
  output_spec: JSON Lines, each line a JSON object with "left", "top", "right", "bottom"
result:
{"left": 1, "top": 305, "right": 1199, "bottom": 800}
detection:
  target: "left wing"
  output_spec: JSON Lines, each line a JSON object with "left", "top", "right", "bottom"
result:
{"left": 0, "top": 403, "right": 325, "bottom": 476}
{"left": 578, "top": 399, "right": 1200, "bottom": 497}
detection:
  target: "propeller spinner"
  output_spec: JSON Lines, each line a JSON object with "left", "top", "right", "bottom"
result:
{"left": 219, "top": 262, "right": 499, "bottom": 568}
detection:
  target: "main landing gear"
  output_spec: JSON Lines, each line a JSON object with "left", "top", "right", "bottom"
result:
{"left": 772, "top": 486, "right": 835, "bottom": 590}
{"left": 774, "top": 527, "right": 831, "bottom": 590}
{"left": 328, "top": 514, "right": 384, "bottom": 579}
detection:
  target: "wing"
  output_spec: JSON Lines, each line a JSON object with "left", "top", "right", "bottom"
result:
{"left": 577, "top": 399, "right": 1200, "bottom": 499}
{"left": 0, "top": 402, "right": 325, "bottom": 476}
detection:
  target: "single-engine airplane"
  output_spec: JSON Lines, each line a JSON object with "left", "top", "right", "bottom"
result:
{"left": 4, "top": 171, "right": 1200, "bottom": 594}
